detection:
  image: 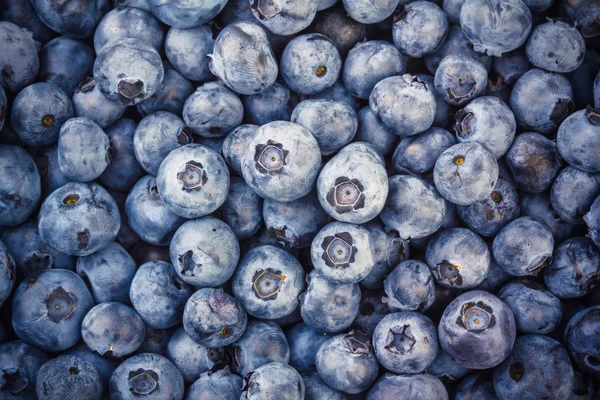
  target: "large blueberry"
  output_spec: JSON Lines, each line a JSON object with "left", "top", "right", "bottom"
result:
{"left": 148, "top": 0, "right": 228, "bottom": 28}
{"left": 525, "top": 19, "right": 585, "bottom": 73}
{"left": 564, "top": 305, "right": 600, "bottom": 377}
{"left": 186, "top": 367, "right": 242, "bottom": 400}
{"left": 36, "top": 355, "right": 102, "bottom": 400}
{"left": 384, "top": 260, "right": 435, "bottom": 312}
{"left": 361, "top": 221, "right": 409, "bottom": 290}
{"left": 286, "top": 323, "right": 329, "bottom": 373}
{"left": 241, "top": 362, "right": 304, "bottom": 400}
{"left": 94, "top": 6, "right": 164, "bottom": 53}
{"left": 392, "top": 1, "right": 448, "bottom": 58}
{"left": 250, "top": 0, "right": 317, "bottom": 35}
{"left": 30, "top": 0, "right": 109, "bottom": 39}
{"left": 392, "top": 127, "right": 456, "bottom": 175}
{"left": 72, "top": 78, "right": 126, "bottom": 129}
{"left": 0, "top": 340, "right": 49, "bottom": 399}
{"left": 38, "top": 37, "right": 95, "bottom": 94}
{"left": 434, "top": 54, "right": 488, "bottom": 106}
{"left": 557, "top": 107, "right": 600, "bottom": 173}
{"left": 233, "top": 320, "right": 289, "bottom": 376}
{"left": 551, "top": 166, "right": 600, "bottom": 224}
{"left": 368, "top": 373, "right": 448, "bottom": 400}
{"left": 342, "top": 0, "right": 399, "bottom": 23}
{"left": 165, "top": 24, "right": 213, "bottom": 82}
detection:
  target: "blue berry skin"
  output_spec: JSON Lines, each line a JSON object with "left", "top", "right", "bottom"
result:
{"left": 109, "top": 191, "right": 140, "bottom": 251}
{"left": 250, "top": 0, "right": 317, "bottom": 35}
{"left": 370, "top": 74, "right": 436, "bottom": 137}
{"left": 367, "top": 373, "right": 449, "bottom": 400}
{"left": 222, "top": 124, "right": 258, "bottom": 176}
{"left": 417, "top": 74, "right": 451, "bottom": 128}
{"left": 352, "top": 289, "right": 390, "bottom": 336}
{"left": 0, "top": 340, "right": 49, "bottom": 399}
{"left": 443, "top": 0, "right": 463, "bottom": 24}
{"left": 493, "top": 217, "right": 554, "bottom": 277}
{"left": 30, "top": 0, "right": 109, "bottom": 39}
{"left": 438, "top": 290, "right": 516, "bottom": 369}
{"left": 137, "top": 62, "right": 195, "bottom": 117}
{"left": 493, "top": 48, "right": 530, "bottom": 85}
{"left": 0, "top": 145, "right": 41, "bottom": 227}
{"left": 12, "top": 269, "right": 94, "bottom": 352}
{"left": 72, "top": 78, "right": 126, "bottom": 129}
{"left": 454, "top": 97, "right": 516, "bottom": 159}
{"left": 308, "top": 80, "right": 360, "bottom": 113}
{"left": 221, "top": 177, "right": 263, "bottom": 240}
{"left": 148, "top": 0, "right": 227, "bottom": 28}
{"left": 434, "top": 141, "right": 499, "bottom": 206}
{"left": 183, "top": 82, "right": 243, "bottom": 138}
{"left": 242, "top": 121, "right": 322, "bottom": 203}
{"left": 455, "top": 373, "right": 498, "bottom": 400}
{"left": 545, "top": 237, "right": 600, "bottom": 299}
{"left": 0, "top": 22, "right": 39, "bottom": 94}
{"left": 393, "top": 1, "right": 448, "bottom": 58}
{"left": 165, "top": 24, "right": 214, "bottom": 82}
{"left": 130, "top": 260, "right": 192, "bottom": 329}
{"left": 384, "top": 260, "right": 435, "bottom": 312}
{"left": 64, "top": 342, "right": 120, "bottom": 392}
{"left": 10, "top": 82, "right": 74, "bottom": 147}
{"left": 98, "top": 119, "right": 144, "bottom": 192}
{"left": 373, "top": 312, "right": 438, "bottom": 374}
{"left": 109, "top": 353, "right": 184, "bottom": 400}
{"left": 342, "top": 0, "right": 399, "bottom": 24}
{"left": 93, "top": 38, "right": 164, "bottom": 106}
{"left": 183, "top": 288, "right": 247, "bottom": 348}
{"left": 167, "top": 328, "right": 223, "bottom": 382}
{"left": 82, "top": 302, "right": 145, "bottom": 358}
{"left": 76, "top": 242, "right": 136, "bottom": 304}
{"left": 434, "top": 54, "right": 488, "bottom": 106}
{"left": 286, "top": 323, "right": 329, "bottom": 373}
{"left": 343, "top": 40, "right": 405, "bottom": 99}
{"left": 186, "top": 367, "right": 243, "bottom": 400}
{"left": 94, "top": 6, "right": 164, "bottom": 53}
{"left": 210, "top": 22, "right": 278, "bottom": 95}
{"left": 263, "top": 192, "right": 329, "bottom": 249}
{"left": 242, "top": 82, "right": 299, "bottom": 126}
{"left": 38, "top": 182, "right": 120, "bottom": 256}
{"left": 355, "top": 108, "right": 398, "bottom": 157}
{"left": 315, "top": 331, "right": 379, "bottom": 394}
{"left": 137, "top": 325, "right": 176, "bottom": 356}
{"left": 0, "top": 241, "right": 14, "bottom": 308}
{"left": 521, "top": 192, "right": 574, "bottom": 244}
{"left": 311, "top": 221, "right": 375, "bottom": 284}
{"left": 457, "top": 178, "right": 520, "bottom": 237}
{"left": 242, "top": 362, "right": 304, "bottom": 400}
{"left": 381, "top": 175, "right": 447, "bottom": 240}
{"left": 585, "top": 194, "right": 600, "bottom": 249}
{"left": 300, "top": 270, "right": 361, "bottom": 334}
{"left": 510, "top": 69, "right": 574, "bottom": 135}
{"left": 0, "top": 0, "right": 55, "bottom": 44}
{"left": 361, "top": 221, "right": 409, "bottom": 290}
{"left": 551, "top": 167, "right": 600, "bottom": 224}
{"left": 558, "top": 108, "right": 600, "bottom": 173}
{"left": 39, "top": 37, "right": 95, "bottom": 94}
{"left": 233, "top": 245, "right": 304, "bottom": 319}
{"left": 565, "top": 305, "right": 600, "bottom": 377}
{"left": 303, "top": 373, "right": 346, "bottom": 400}
{"left": 170, "top": 217, "right": 239, "bottom": 288}
{"left": 427, "top": 348, "right": 471, "bottom": 382}
{"left": 281, "top": 34, "right": 342, "bottom": 96}
{"left": 493, "top": 335, "right": 574, "bottom": 400}
{"left": 291, "top": 100, "right": 357, "bottom": 156}
{"left": 317, "top": 0, "right": 338, "bottom": 10}
{"left": 526, "top": 19, "right": 585, "bottom": 73}
{"left": 36, "top": 355, "right": 102, "bottom": 400}
{"left": 157, "top": 144, "right": 230, "bottom": 219}
{"left": 233, "top": 320, "right": 290, "bottom": 376}
{"left": 460, "top": 0, "right": 531, "bottom": 57}
{"left": 498, "top": 280, "right": 562, "bottom": 334}
{"left": 392, "top": 127, "right": 456, "bottom": 175}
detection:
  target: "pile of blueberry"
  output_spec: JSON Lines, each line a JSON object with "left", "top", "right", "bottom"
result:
{"left": 1, "top": 0, "right": 600, "bottom": 399}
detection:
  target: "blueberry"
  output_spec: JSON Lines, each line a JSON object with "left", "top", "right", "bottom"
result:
{"left": 370, "top": 74, "right": 436, "bottom": 137}
{"left": 300, "top": 270, "right": 361, "bottom": 333}
{"left": 109, "top": 353, "right": 184, "bottom": 400}
{"left": 81, "top": 302, "right": 145, "bottom": 358}
{"left": 136, "top": 62, "right": 195, "bottom": 117}
{"left": 308, "top": 80, "right": 359, "bottom": 112}
{"left": 167, "top": 327, "right": 224, "bottom": 382}
{"left": 130, "top": 260, "right": 193, "bottom": 329}
{"left": 93, "top": 38, "right": 164, "bottom": 106}
{"left": 551, "top": 166, "right": 600, "bottom": 224}
{"left": 148, "top": 0, "right": 227, "bottom": 28}
{"left": 241, "top": 362, "right": 303, "bottom": 400}
{"left": 367, "top": 373, "right": 449, "bottom": 400}
{"left": 281, "top": 34, "right": 342, "bottom": 96}
{"left": 183, "top": 288, "right": 247, "bottom": 348}
{"left": 39, "top": 37, "right": 95, "bottom": 94}
{"left": 303, "top": 372, "right": 346, "bottom": 400}
{"left": 526, "top": 19, "right": 586, "bottom": 73}
{"left": 457, "top": 178, "right": 520, "bottom": 237}
{"left": 312, "top": 6, "right": 367, "bottom": 57}
{"left": 492, "top": 48, "right": 530, "bottom": 85}
{"left": 157, "top": 144, "right": 230, "bottom": 218}
{"left": 438, "top": 290, "right": 516, "bottom": 369}
{"left": 241, "top": 121, "right": 322, "bottom": 202}
{"left": 250, "top": 0, "right": 317, "bottom": 35}
{"left": 564, "top": 306, "right": 600, "bottom": 377}
{"left": 242, "top": 82, "right": 300, "bottom": 126}
{"left": 12, "top": 269, "right": 94, "bottom": 352}
{"left": 510, "top": 68, "right": 574, "bottom": 134}
{"left": 317, "top": 143, "right": 388, "bottom": 224}
{"left": 36, "top": 355, "right": 102, "bottom": 400}
{"left": 427, "top": 348, "right": 471, "bottom": 382}
{"left": 0, "top": 145, "right": 41, "bottom": 227}
{"left": 164, "top": 24, "right": 213, "bottom": 81}
{"left": 454, "top": 372, "right": 498, "bottom": 400}
{"left": 342, "top": 0, "right": 400, "bottom": 24}
{"left": 220, "top": 177, "right": 263, "bottom": 240}
{"left": 355, "top": 108, "right": 398, "bottom": 157}
{"left": 434, "top": 54, "right": 488, "bottom": 106}
{"left": 233, "top": 245, "right": 303, "bottom": 320}
{"left": 94, "top": 6, "right": 164, "bottom": 53}
{"left": 460, "top": 0, "right": 532, "bottom": 56}
{"left": 232, "top": 320, "right": 289, "bottom": 376}
{"left": 520, "top": 191, "right": 574, "bottom": 244}
{"left": 544, "top": 237, "right": 600, "bottom": 298}
{"left": 0, "top": 241, "right": 14, "bottom": 309}
{"left": 221, "top": 124, "right": 258, "bottom": 176}
{"left": 392, "top": 1, "right": 448, "bottom": 58}
{"left": 498, "top": 280, "right": 562, "bottom": 334}
{"left": 392, "top": 127, "right": 456, "bottom": 175}
{"left": 0, "top": 0, "right": 55, "bottom": 44}
{"left": 353, "top": 289, "right": 390, "bottom": 336}
{"left": 384, "top": 260, "right": 435, "bottom": 312}
{"left": 72, "top": 78, "right": 127, "bottom": 129}
{"left": 0, "top": 22, "right": 40, "bottom": 94}
{"left": 433, "top": 141, "right": 499, "bottom": 206}
{"left": 343, "top": 40, "right": 405, "bottom": 99}
{"left": 286, "top": 323, "right": 328, "bottom": 373}
{"left": 186, "top": 367, "right": 243, "bottom": 400}
{"left": 443, "top": 0, "right": 464, "bottom": 24}
{"left": 30, "top": 0, "right": 109, "bottom": 39}
{"left": 137, "top": 325, "right": 176, "bottom": 356}
{"left": 584, "top": 194, "right": 600, "bottom": 249}
{"left": 558, "top": 107, "right": 600, "bottom": 173}
{"left": 64, "top": 342, "right": 119, "bottom": 393}
{"left": 0, "top": 340, "right": 49, "bottom": 399}
{"left": 493, "top": 335, "right": 574, "bottom": 400}
{"left": 77, "top": 242, "right": 136, "bottom": 304}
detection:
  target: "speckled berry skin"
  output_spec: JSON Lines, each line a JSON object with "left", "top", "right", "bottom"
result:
{"left": 35, "top": 355, "right": 102, "bottom": 400}
{"left": 72, "top": 78, "right": 126, "bottom": 129}
{"left": 392, "top": 1, "right": 448, "bottom": 58}
{"left": 557, "top": 108, "right": 600, "bottom": 173}
{"left": 342, "top": 0, "right": 400, "bottom": 24}
{"left": 0, "top": 22, "right": 40, "bottom": 94}
{"left": 232, "top": 320, "right": 290, "bottom": 377}
{"left": 240, "top": 362, "right": 304, "bottom": 400}
{"left": 148, "top": 0, "right": 228, "bottom": 28}
{"left": 564, "top": 305, "right": 600, "bottom": 377}
{"left": 434, "top": 54, "right": 488, "bottom": 106}
{"left": 30, "top": 0, "right": 109, "bottom": 39}
{"left": 367, "top": 373, "right": 449, "bottom": 400}
{"left": 167, "top": 328, "right": 224, "bottom": 383}
{"left": 186, "top": 367, "right": 242, "bottom": 400}
{"left": 551, "top": 167, "right": 600, "bottom": 224}
{"left": 438, "top": 290, "right": 516, "bottom": 369}
{"left": 250, "top": 0, "right": 318, "bottom": 35}
{"left": 526, "top": 19, "right": 585, "bottom": 73}
{"left": 384, "top": 260, "right": 435, "bottom": 312}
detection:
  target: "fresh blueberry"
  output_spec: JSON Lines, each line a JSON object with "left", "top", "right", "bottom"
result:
{"left": 0, "top": 340, "right": 49, "bottom": 399}
{"left": 157, "top": 144, "right": 230, "bottom": 218}
{"left": 39, "top": 37, "right": 95, "bottom": 94}
{"left": 392, "top": 127, "right": 456, "bottom": 175}
{"left": 250, "top": 0, "right": 317, "bottom": 35}
{"left": 109, "top": 353, "right": 184, "bottom": 400}
{"left": 492, "top": 48, "right": 530, "bottom": 85}
{"left": 0, "top": 22, "right": 40, "bottom": 94}
{"left": 384, "top": 260, "right": 435, "bottom": 312}
{"left": 355, "top": 108, "right": 398, "bottom": 157}
{"left": 281, "top": 34, "right": 342, "bottom": 96}
{"left": 94, "top": 6, "right": 164, "bottom": 53}
{"left": 434, "top": 54, "right": 488, "bottom": 106}
{"left": 148, "top": 0, "right": 227, "bottom": 28}
{"left": 455, "top": 373, "right": 498, "bottom": 399}
{"left": 108, "top": 190, "right": 141, "bottom": 251}
{"left": 241, "top": 363, "right": 304, "bottom": 400}
{"left": 220, "top": 176, "right": 263, "bottom": 240}
{"left": 520, "top": 191, "right": 574, "bottom": 244}
{"left": 342, "top": 0, "right": 399, "bottom": 24}
{"left": 64, "top": 342, "right": 119, "bottom": 393}
{"left": 186, "top": 367, "right": 243, "bottom": 400}
{"left": 313, "top": 6, "right": 367, "bottom": 57}
{"left": 30, "top": 0, "right": 109, "bottom": 39}
{"left": 0, "top": 240, "right": 14, "bottom": 309}
{"left": 167, "top": 327, "right": 225, "bottom": 382}
{"left": 427, "top": 347, "right": 471, "bottom": 382}
{"left": 303, "top": 372, "right": 346, "bottom": 400}
{"left": 285, "top": 323, "right": 328, "bottom": 373}
{"left": 72, "top": 78, "right": 127, "bottom": 129}
{"left": 242, "top": 82, "right": 299, "bottom": 125}
{"left": 308, "top": 80, "right": 359, "bottom": 112}
{"left": 352, "top": 289, "right": 390, "bottom": 336}
{"left": 498, "top": 280, "right": 562, "bottom": 334}
{"left": 137, "top": 62, "right": 195, "bottom": 117}
{"left": 564, "top": 305, "right": 600, "bottom": 377}
{"left": 526, "top": 19, "right": 586, "bottom": 73}
{"left": 137, "top": 326, "right": 176, "bottom": 356}
{"left": 0, "top": 0, "right": 55, "bottom": 44}
{"left": 232, "top": 320, "right": 289, "bottom": 376}
{"left": 392, "top": 1, "right": 448, "bottom": 58}
{"left": 367, "top": 373, "right": 449, "bottom": 400}
{"left": 584, "top": 194, "right": 600, "bottom": 249}
{"left": 558, "top": 107, "right": 600, "bottom": 173}
{"left": 438, "top": 290, "right": 516, "bottom": 369}
{"left": 36, "top": 355, "right": 102, "bottom": 400}
{"left": 221, "top": 124, "right": 258, "bottom": 176}
{"left": 443, "top": 0, "right": 464, "bottom": 24}
{"left": 551, "top": 166, "right": 600, "bottom": 224}
{"left": 165, "top": 24, "right": 213, "bottom": 81}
